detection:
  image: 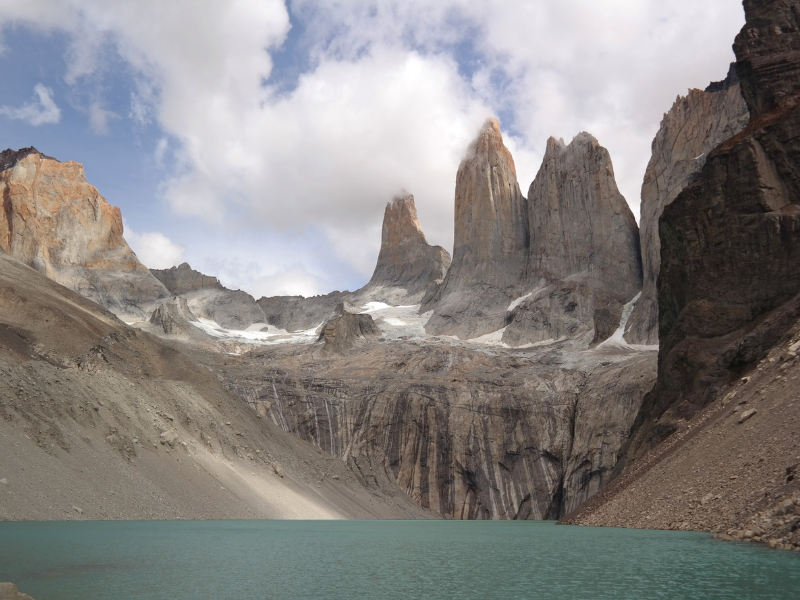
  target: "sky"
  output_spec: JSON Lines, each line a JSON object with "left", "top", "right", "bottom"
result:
{"left": 0, "top": 0, "right": 745, "bottom": 298}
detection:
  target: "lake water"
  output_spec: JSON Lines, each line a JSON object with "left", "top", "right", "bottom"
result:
{"left": 1, "top": 520, "right": 798, "bottom": 599}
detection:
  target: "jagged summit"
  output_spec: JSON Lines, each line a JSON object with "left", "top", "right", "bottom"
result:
{"left": 624, "top": 76, "right": 749, "bottom": 345}
{"left": 151, "top": 262, "right": 225, "bottom": 295}
{"left": 501, "top": 131, "right": 641, "bottom": 346}
{"left": 361, "top": 192, "right": 450, "bottom": 303}
{"left": 0, "top": 149, "right": 169, "bottom": 319}
{"left": 0, "top": 147, "right": 58, "bottom": 172}
{"left": 424, "top": 117, "right": 529, "bottom": 338}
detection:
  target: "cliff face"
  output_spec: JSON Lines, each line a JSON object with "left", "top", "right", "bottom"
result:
{"left": 0, "top": 150, "right": 169, "bottom": 319}
{"left": 150, "top": 262, "right": 266, "bottom": 331}
{"left": 503, "top": 134, "right": 642, "bottom": 347}
{"left": 361, "top": 193, "right": 451, "bottom": 304}
{"left": 621, "top": 0, "right": 800, "bottom": 464}
{"left": 223, "top": 341, "right": 656, "bottom": 520}
{"left": 424, "top": 118, "right": 529, "bottom": 339}
{"left": 151, "top": 263, "right": 224, "bottom": 295}
{"left": 624, "top": 72, "right": 750, "bottom": 345}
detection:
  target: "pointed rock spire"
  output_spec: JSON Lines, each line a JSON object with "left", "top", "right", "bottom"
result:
{"left": 503, "top": 132, "right": 642, "bottom": 346}
{"left": 362, "top": 192, "right": 450, "bottom": 301}
{"left": 424, "top": 118, "right": 529, "bottom": 338}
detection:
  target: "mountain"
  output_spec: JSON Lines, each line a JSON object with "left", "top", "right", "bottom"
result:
{"left": 423, "top": 118, "right": 529, "bottom": 339}
{"left": 624, "top": 67, "right": 750, "bottom": 345}
{"left": 360, "top": 193, "right": 451, "bottom": 304}
{"left": 0, "top": 148, "right": 169, "bottom": 319}
{"left": 257, "top": 193, "right": 449, "bottom": 332}
{"left": 503, "top": 133, "right": 642, "bottom": 347}
{"left": 566, "top": 0, "right": 800, "bottom": 550}
{"left": 0, "top": 247, "right": 427, "bottom": 520}
{"left": 152, "top": 262, "right": 266, "bottom": 330}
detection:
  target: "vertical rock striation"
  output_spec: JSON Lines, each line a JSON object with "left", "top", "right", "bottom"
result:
{"left": 622, "top": 0, "right": 800, "bottom": 463}
{"left": 424, "top": 118, "right": 529, "bottom": 339}
{"left": 624, "top": 68, "right": 750, "bottom": 345}
{"left": 0, "top": 149, "right": 169, "bottom": 319}
{"left": 503, "top": 134, "right": 642, "bottom": 346}
{"left": 359, "top": 193, "right": 451, "bottom": 304}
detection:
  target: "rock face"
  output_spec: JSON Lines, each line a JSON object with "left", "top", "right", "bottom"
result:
{"left": 257, "top": 293, "right": 347, "bottom": 332}
{"left": 223, "top": 340, "right": 657, "bottom": 520}
{"left": 148, "top": 296, "right": 208, "bottom": 339}
{"left": 502, "top": 134, "right": 642, "bottom": 347}
{"left": 152, "top": 262, "right": 266, "bottom": 330}
{"left": 624, "top": 68, "right": 750, "bottom": 345}
{"left": 318, "top": 303, "right": 382, "bottom": 354}
{"left": 150, "top": 263, "right": 224, "bottom": 295}
{"left": 257, "top": 193, "right": 449, "bottom": 332}
{"left": 424, "top": 118, "right": 529, "bottom": 339}
{"left": 360, "top": 193, "right": 451, "bottom": 304}
{"left": 182, "top": 288, "right": 266, "bottom": 330}
{"left": 621, "top": 0, "right": 800, "bottom": 464}
{"left": 0, "top": 149, "right": 169, "bottom": 319}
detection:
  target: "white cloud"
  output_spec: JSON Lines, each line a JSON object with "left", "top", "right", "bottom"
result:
{"left": 248, "top": 265, "right": 328, "bottom": 298}
{"left": 0, "top": 83, "right": 60, "bottom": 125}
{"left": 88, "top": 102, "right": 116, "bottom": 134}
{"left": 0, "top": 0, "right": 746, "bottom": 286}
{"left": 124, "top": 223, "right": 186, "bottom": 269}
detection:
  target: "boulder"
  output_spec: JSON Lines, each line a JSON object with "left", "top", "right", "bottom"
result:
{"left": 0, "top": 583, "right": 36, "bottom": 600}
{"left": 318, "top": 303, "right": 382, "bottom": 354}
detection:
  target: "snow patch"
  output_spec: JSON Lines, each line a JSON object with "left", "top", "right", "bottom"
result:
{"left": 597, "top": 292, "right": 642, "bottom": 350}
{"left": 507, "top": 293, "right": 532, "bottom": 312}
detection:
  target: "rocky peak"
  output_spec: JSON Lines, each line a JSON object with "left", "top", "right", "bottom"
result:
{"left": 360, "top": 192, "right": 451, "bottom": 303}
{"left": 0, "top": 147, "right": 57, "bottom": 172}
{"left": 621, "top": 0, "right": 800, "bottom": 462}
{"left": 624, "top": 80, "right": 750, "bottom": 345}
{"left": 704, "top": 62, "right": 740, "bottom": 93}
{"left": 0, "top": 150, "right": 169, "bottom": 319}
{"left": 151, "top": 262, "right": 224, "bottom": 295}
{"left": 734, "top": 0, "right": 800, "bottom": 117}
{"left": 527, "top": 132, "right": 639, "bottom": 284}
{"left": 501, "top": 132, "right": 641, "bottom": 347}
{"left": 424, "top": 118, "right": 529, "bottom": 338}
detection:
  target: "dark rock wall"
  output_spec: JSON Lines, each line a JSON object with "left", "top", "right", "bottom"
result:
{"left": 622, "top": 0, "right": 800, "bottom": 463}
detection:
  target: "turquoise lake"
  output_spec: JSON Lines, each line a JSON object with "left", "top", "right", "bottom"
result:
{"left": 1, "top": 520, "right": 798, "bottom": 599}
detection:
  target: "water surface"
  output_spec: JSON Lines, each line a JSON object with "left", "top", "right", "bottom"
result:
{"left": 1, "top": 520, "right": 798, "bottom": 599}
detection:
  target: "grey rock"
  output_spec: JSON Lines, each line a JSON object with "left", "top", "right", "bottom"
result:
{"left": 738, "top": 409, "right": 758, "bottom": 424}
{"left": 425, "top": 118, "right": 529, "bottom": 338}
{"left": 147, "top": 297, "right": 210, "bottom": 340}
{"left": 150, "top": 262, "right": 224, "bottom": 295}
{"left": 257, "top": 293, "right": 346, "bottom": 333}
{"left": 360, "top": 193, "right": 451, "bottom": 304}
{"left": 183, "top": 288, "right": 266, "bottom": 330}
{"left": 503, "top": 133, "right": 642, "bottom": 347}
{"left": 625, "top": 74, "right": 749, "bottom": 345}
{"left": 317, "top": 303, "right": 382, "bottom": 354}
